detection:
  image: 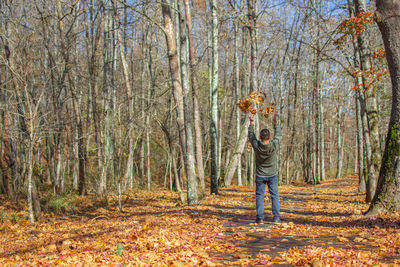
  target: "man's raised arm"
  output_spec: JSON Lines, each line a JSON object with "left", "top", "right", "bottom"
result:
{"left": 247, "top": 112, "right": 258, "bottom": 148}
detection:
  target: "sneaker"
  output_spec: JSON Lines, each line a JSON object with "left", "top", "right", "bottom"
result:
{"left": 273, "top": 219, "right": 281, "bottom": 224}
{"left": 255, "top": 219, "right": 264, "bottom": 225}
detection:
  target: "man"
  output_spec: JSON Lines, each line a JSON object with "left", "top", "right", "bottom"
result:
{"left": 248, "top": 111, "right": 282, "bottom": 224}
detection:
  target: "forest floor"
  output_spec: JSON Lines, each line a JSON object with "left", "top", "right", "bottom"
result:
{"left": 1, "top": 176, "right": 400, "bottom": 266}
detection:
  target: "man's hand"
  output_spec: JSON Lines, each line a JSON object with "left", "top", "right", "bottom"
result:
{"left": 248, "top": 112, "right": 254, "bottom": 125}
{"left": 273, "top": 111, "right": 278, "bottom": 125}
{"left": 248, "top": 112, "right": 254, "bottom": 121}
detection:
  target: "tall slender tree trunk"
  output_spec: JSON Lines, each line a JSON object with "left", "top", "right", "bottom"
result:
{"left": 146, "top": 113, "right": 151, "bottom": 190}
{"left": 354, "top": 0, "right": 381, "bottom": 202}
{"left": 183, "top": 0, "right": 205, "bottom": 192}
{"left": 247, "top": 0, "right": 258, "bottom": 186}
{"left": 234, "top": 6, "right": 242, "bottom": 186}
{"left": 113, "top": 1, "right": 135, "bottom": 191}
{"left": 162, "top": 0, "right": 186, "bottom": 161}
{"left": 336, "top": 108, "right": 343, "bottom": 178}
{"left": 360, "top": 90, "right": 374, "bottom": 199}
{"left": 356, "top": 91, "right": 366, "bottom": 191}
{"left": 247, "top": 0, "right": 258, "bottom": 93}
{"left": 99, "top": 1, "right": 113, "bottom": 196}
{"left": 27, "top": 141, "right": 34, "bottom": 223}
{"left": 140, "top": 29, "right": 147, "bottom": 187}
{"left": 225, "top": 124, "right": 249, "bottom": 186}
{"left": 82, "top": 0, "right": 102, "bottom": 173}
{"left": 313, "top": 36, "right": 320, "bottom": 184}
{"left": 116, "top": 16, "right": 134, "bottom": 189}
{"left": 145, "top": 32, "right": 153, "bottom": 191}
{"left": 319, "top": 80, "right": 325, "bottom": 181}
{"left": 210, "top": 0, "right": 219, "bottom": 194}
{"left": 110, "top": 0, "right": 117, "bottom": 191}
{"left": 348, "top": 0, "right": 366, "bottom": 191}
{"left": 178, "top": 0, "right": 199, "bottom": 204}
{"left": 161, "top": 0, "right": 198, "bottom": 203}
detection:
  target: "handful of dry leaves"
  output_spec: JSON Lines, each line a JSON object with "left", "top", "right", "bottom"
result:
{"left": 237, "top": 91, "right": 276, "bottom": 118}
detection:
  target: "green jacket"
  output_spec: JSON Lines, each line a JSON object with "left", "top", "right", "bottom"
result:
{"left": 248, "top": 124, "right": 282, "bottom": 177}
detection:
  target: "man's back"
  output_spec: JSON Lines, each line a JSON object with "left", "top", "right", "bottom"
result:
{"left": 247, "top": 111, "right": 282, "bottom": 224}
{"left": 248, "top": 124, "right": 282, "bottom": 177}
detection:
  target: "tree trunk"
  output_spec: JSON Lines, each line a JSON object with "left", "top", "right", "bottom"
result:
{"left": 356, "top": 91, "right": 366, "bottom": 191}
{"left": 110, "top": 0, "right": 117, "bottom": 192}
{"left": 348, "top": 0, "right": 366, "bottom": 191}
{"left": 27, "top": 142, "right": 35, "bottom": 223}
{"left": 178, "top": 0, "right": 199, "bottom": 204}
{"left": 319, "top": 84, "right": 325, "bottom": 181}
{"left": 155, "top": 114, "right": 186, "bottom": 204}
{"left": 161, "top": 0, "right": 198, "bottom": 203}
{"left": 99, "top": 0, "right": 113, "bottom": 196}
{"left": 114, "top": 6, "right": 135, "bottom": 189}
{"left": 183, "top": 0, "right": 205, "bottom": 192}
{"left": 247, "top": 0, "right": 258, "bottom": 93}
{"left": 225, "top": 124, "right": 249, "bottom": 186}
{"left": 0, "top": 136, "right": 13, "bottom": 198}
{"left": 210, "top": 0, "right": 219, "bottom": 194}
{"left": 336, "top": 108, "right": 342, "bottom": 179}
{"left": 145, "top": 36, "right": 153, "bottom": 191}
{"left": 354, "top": 0, "right": 381, "bottom": 201}
{"left": 313, "top": 33, "right": 321, "bottom": 184}
{"left": 234, "top": 7, "right": 242, "bottom": 186}
{"left": 366, "top": 0, "right": 400, "bottom": 215}
{"left": 139, "top": 30, "right": 147, "bottom": 187}
{"left": 360, "top": 90, "right": 375, "bottom": 201}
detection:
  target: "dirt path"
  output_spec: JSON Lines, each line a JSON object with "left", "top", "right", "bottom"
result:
{"left": 210, "top": 178, "right": 400, "bottom": 265}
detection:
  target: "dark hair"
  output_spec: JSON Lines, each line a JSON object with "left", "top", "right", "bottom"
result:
{"left": 260, "top": 129, "right": 270, "bottom": 141}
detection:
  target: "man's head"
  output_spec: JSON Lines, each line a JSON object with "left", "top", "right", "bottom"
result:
{"left": 260, "top": 129, "right": 270, "bottom": 142}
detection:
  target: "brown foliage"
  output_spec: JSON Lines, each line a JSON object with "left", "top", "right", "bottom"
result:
{"left": 237, "top": 91, "right": 276, "bottom": 118}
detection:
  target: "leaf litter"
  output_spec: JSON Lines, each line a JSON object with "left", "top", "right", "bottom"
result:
{"left": 0, "top": 177, "right": 399, "bottom": 266}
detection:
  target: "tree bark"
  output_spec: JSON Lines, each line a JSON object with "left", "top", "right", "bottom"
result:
{"left": 155, "top": 114, "right": 186, "bottom": 204}
{"left": 0, "top": 136, "right": 13, "bottom": 198}
{"left": 348, "top": 0, "right": 367, "bottom": 191}
{"left": 224, "top": 124, "right": 249, "bottom": 186}
{"left": 336, "top": 108, "right": 344, "bottom": 178}
{"left": 112, "top": 3, "right": 135, "bottom": 190}
{"left": 247, "top": 0, "right": 258, "bottom": 93}
{"left": 183, "top": 0, "right": 205, "bottom": 192}
{"left": 210, "top": 0, "right": 219, "bottom": 194}
{"left": 161, "top": 0, "right": 186, "bottom": 159}
{"left": 99, "top": 0, "right": 113, "bottom": 196}
{"left": 178, "top": 0, "right": 199, "bottom": 204}
{"left": 366, "top": 0, "right": 400, "bottom": 215}
{"left": 356, "top": 91, "right": 366, "bottom": 191}
{"left": 27, "top": 142, "right": 35, "bottom": 223}
{"left": 319, "top": 80, "right": 325, "bottom": 181}
{"left": 161, "top": 0, "right": 198, "bottom": 203}
{"left": 354, "top": 0, "right": 381, "bottom": 202}
{"left": 234, "top": 5, "right": 242, "bottom": 186}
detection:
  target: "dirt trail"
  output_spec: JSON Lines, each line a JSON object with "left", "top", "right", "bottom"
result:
{"left": 210, "top": 178, "right": 400, "bottom": 265}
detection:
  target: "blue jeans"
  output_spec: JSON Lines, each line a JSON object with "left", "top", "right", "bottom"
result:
{"left": 255, "top": 174, "right": 280, "bottom": 221}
